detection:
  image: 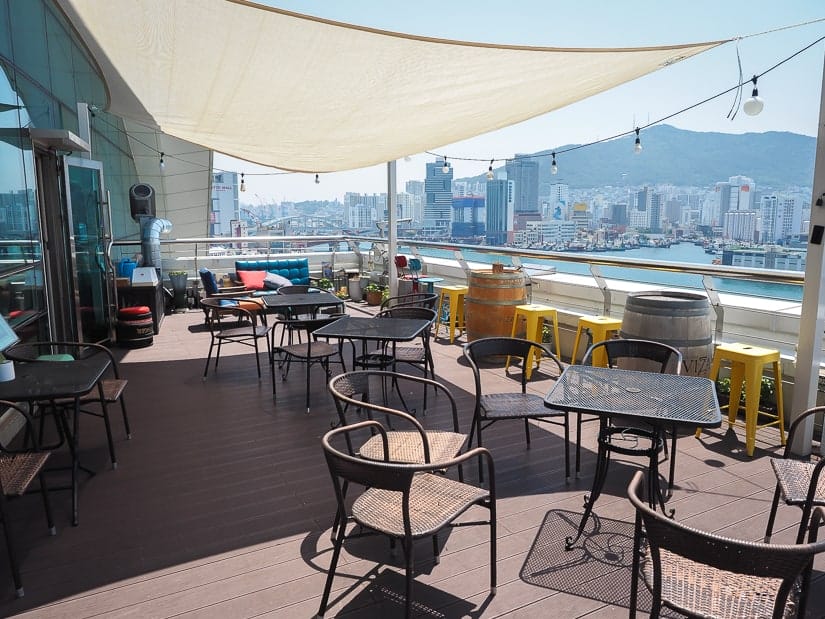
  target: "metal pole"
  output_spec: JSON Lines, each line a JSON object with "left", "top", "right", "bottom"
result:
{"left": 387, "top": 161, "right": 398, "bottom": 296}
{"left": 790, "top": 50, "right": 825, "bottom": 455}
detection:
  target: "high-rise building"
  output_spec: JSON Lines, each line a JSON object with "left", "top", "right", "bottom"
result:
{"left": 649, "top": 192, "right": 664, "bottom": 232}
{"left": 485, "top": 179, "right": 514, "bottom": 246}
{"left": 451, "top": 196, "right": 485, "bottom": 240}
{"left": 505, "top": 155, "right": 539, "bottom": 218}
{"left": 547, "top": 183, "right": 569, "bottom": 220}
{"left": 210, "top": 172, "right": 240, "bottom": 237}
{"left": 424, "top": 159, "right": 453, "bottom": 236}
{"left": 728, "top": 175, "right": 755, "bottom": 211}
{"left": 344, "top": 192, "right": 384, "bottom": 230}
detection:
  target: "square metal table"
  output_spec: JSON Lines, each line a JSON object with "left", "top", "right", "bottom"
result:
{"left": 314, "top": 315, "right": 430, "bottom": 369}
{"left": 0, "top": 356, "right": 112, "bottom": 526}
{"left": 544, "top": 364, "right": 721, "bottom": 548}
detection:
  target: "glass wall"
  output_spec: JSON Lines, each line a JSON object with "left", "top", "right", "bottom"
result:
{"left": 0, "top": 0, "right": 140, "bottom": 341}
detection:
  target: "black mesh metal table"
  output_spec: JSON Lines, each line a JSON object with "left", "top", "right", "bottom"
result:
{"left": 0, "top": 356, "right": 111, "bottom": 526}
{"left": 544, "top": 365, "right": 721, "bottom": 548}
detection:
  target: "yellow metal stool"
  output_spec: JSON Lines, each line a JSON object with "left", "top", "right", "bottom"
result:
{"left": 506, "top": 304, "right": 561, "bottom": 378}
{"left": 435, "top": 285, "right": 468, "bottom": 344}
{"left": 571, "top": 315, "right": 622, "bottom": 366}
{"left": 695, "top": 342, "right": 785, "bottom": 456}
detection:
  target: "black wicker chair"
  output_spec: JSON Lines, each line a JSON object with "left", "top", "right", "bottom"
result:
{"left": 317, "top": 420, "right": 495, "bottom": 619}
{"left": 628, "top": 470, "right": 825, "bottom": 618}
{"left": 200, "top": 297, "right": 274, "bottom": 387}
{"left": 0, "top": 400, "right": 56, "bottom": 598}
{"left": 328, "top": 370, "right": 465, "bottom": 466}
{"left": 276, "top": 315, "right": 346, "bottom": 413}
{"left": 376, "top": 306, "right": 436, "bottom": 381}
{"left": 463, "top": 336, "right": 568, "bottom": 480}
{"left": 764, "top": 405, "right": 825, "bottom": 544}
{"left": 578, "top": 338, "right": 683, "bottom": 488}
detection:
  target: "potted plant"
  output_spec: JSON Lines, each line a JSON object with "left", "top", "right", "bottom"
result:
{"left": 317, "top": 277, "right": 333, "bottom": 291}
{"left": 364, "top": 283, "right": 384, "bottom": 306}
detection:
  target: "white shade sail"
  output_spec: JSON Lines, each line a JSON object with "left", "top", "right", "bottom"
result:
{"left": 57, "top": 0, "right": 728, "bottom": 173}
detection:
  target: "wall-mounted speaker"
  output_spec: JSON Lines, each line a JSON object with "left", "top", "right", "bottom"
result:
{"left": 129, "top": 183, "right": 156, "bottom": 221}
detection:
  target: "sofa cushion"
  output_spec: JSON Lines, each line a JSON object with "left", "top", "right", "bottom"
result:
{"left": 263, "top": 272, "right": 293, "bottom": 290}
{"left": 234, "top": 258, "right": 310, "bottom": 286}
{"left": 236, "top": 270, "right": 267, "bottom": 290}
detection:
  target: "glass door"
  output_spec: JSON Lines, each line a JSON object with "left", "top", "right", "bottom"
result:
{"left": 62, "top": 157, "right": 114, "bottom": 343}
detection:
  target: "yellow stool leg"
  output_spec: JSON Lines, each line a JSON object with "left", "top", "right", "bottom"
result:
{"left": 435, "top": 292, "right": 446, "bottom": 340}
{"left": 551, "top": 312, "right": 561, "bottom": 358}
{"left": 505, "top": 310, "right": 522, "bottom": 373}
{"left": 743, "top": 361, "right": 762, "bottom": 457}
{"left": 590, "top": 326, "right": 609, "bottom": 367}
{"left": 773, "top": 361, "right": 786, "bottom": 446}
{"left": 696, "top": 353, "right": 723, "bottom": 439}
{"left": 571, "top": 325, "right": 585, "bottom": 365}
{"left": 448, "top": 293, "right": 457, "bottom": 344}
{"left": 523, "top": 313, "right": 540, "bottom": 379}
{"left": 457, "top": 293, "right": 465, "bottom": 332}
{"left": 727, "top": 362, "right": 745, "bottom": 426}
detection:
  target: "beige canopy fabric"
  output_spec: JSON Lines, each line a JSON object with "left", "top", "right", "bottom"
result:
{"left": 58, "top": 0, "right": 728, "bottom": 173}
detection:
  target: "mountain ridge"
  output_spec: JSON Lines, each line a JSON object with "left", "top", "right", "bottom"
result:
{"left": 459, "top": 124, "right": 815, "bottom": 190}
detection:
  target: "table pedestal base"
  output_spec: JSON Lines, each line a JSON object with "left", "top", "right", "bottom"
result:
{"left": 566, "top": 424, "right": 670, "bottom": 550}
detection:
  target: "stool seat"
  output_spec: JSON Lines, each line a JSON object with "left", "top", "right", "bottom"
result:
{"left": 695, "top": 342, "right": 785, "bottom": 456}
{"left": 506, "top": 304, "right": 561, "bottom": 378}
{"left": 435, "top": 286, "right": 467, "bottom": 344}
{"left": 571, "top": 315, "right": 622, "bottom": 365}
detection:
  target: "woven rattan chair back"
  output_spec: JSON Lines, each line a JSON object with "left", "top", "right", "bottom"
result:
{"left": 328, "top": 370, "right": 464, "bottom": 465}
{"left": 582, "top": 338, "right": 683, "bottom": 375}
{"left": 764, "top": 406, "right": 825, "bottom": 545}
{"left": 628, "top": 471, "right": 825, "bottom": 618}
{"left": 317, "top": 420, "right": 495, "bottom": 619}
{"left": 462, "top": 337, "right": 568, "bottom": 480}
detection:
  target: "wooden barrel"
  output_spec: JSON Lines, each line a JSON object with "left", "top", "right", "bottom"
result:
{"left": 117, "top": 306, "right": 154, "bottom": 348}
{"left": 465, "top": 270, "right": 526, "bottom": 342}
{"left": 620, "top": 291, "right": 713, "bottom": 376}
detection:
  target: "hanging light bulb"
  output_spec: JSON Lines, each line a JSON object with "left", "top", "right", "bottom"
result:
{"left": 239, "top": 173, "right": 246, "bottom": 192}
{"left": 743, "top": 75, "right": 764, "bottom": 116}
{"left": 442, "top": 157, "right": 449, "bottom": 174}
{"left": 315, "top": 173, "right": 320, "bottom": 184}
{"left": 159, "top": 152, "right": 165, "bottom": 172}
{"left": 486, "top": 159, "right": 494, "bottom": 180}
{"left": 551, "top": 152, "right": 558, "bottom": 175}
{"left": 634, "top": 128, "right": 643, "bottom": 154}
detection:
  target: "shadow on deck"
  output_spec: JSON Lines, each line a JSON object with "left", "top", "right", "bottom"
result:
{"left": 1, "top": 307, "right": 822, "bottom": 617}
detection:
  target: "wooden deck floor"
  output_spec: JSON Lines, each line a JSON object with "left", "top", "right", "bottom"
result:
{"left": 1, "top": 304, "right": 823, "bottom": 618}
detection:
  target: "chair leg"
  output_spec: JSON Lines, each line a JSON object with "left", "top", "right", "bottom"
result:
{"left": 203, "top": 339, "right": 216, "bottom": 378}
{"left": 432, "top": 534, "right": 440, "bottom": 565}
{"left": 100, "top": 402, "right": 117, "bottom": 470}
{"left": 629, "top": 512, "right": 642, "bottom": 618}
{"left": 489, "top": 497, "right": 497, "bottom": 595}
{"left": 0, "top": 495, "right": 23, "bottom": 597}
{"left": 524, "top": 418, "right": 531, "bottom": 447}
{"left": 118, "top": 396, "right": 132, "bottom": 440}
{"left": 764, "top": 483, "right": 782, "bottom": 542}
{"left": 404, "top": 537, "right": 414, "bottom": 619}
{"left": 38, "top": 471, "right": 55, "bottom": 536}
{"left": 316, "top": 518, "right": 347, "bottom": 619}
{"left": 667, "top": 427, "right": 677, "bottom": 490}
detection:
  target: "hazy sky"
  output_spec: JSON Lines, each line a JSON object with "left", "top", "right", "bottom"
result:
{"left": 215, "top": 1, "right": 825, "bottom": 204}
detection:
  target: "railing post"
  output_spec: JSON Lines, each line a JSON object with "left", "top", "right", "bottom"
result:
{"left": 702, "top": 275, "right": 724, "bottom": 343}
{"left": 589, "top": 264, "right": 612, "bottom": 316}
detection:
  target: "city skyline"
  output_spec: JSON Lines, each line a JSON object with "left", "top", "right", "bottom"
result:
{"left": 215, "top": 1, "right": 824, "bottom": 203}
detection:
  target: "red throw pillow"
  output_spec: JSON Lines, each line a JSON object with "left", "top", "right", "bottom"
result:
{"left": 236, "top": 270, "right": 267, "bottom": 290}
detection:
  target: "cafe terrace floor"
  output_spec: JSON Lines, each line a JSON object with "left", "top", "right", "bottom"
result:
{"left": 1, "top": 304, "right": 823, "bottom": 618}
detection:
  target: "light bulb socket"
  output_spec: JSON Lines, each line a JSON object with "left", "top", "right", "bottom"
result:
{"left": 239, "top": 173, "right": 246, "bottom": 192}
{"left": 315, "top": 173, "right": 320, "bottom": 184}
{"left": 551, "top": 152, "right": 557, "bottom": 175}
